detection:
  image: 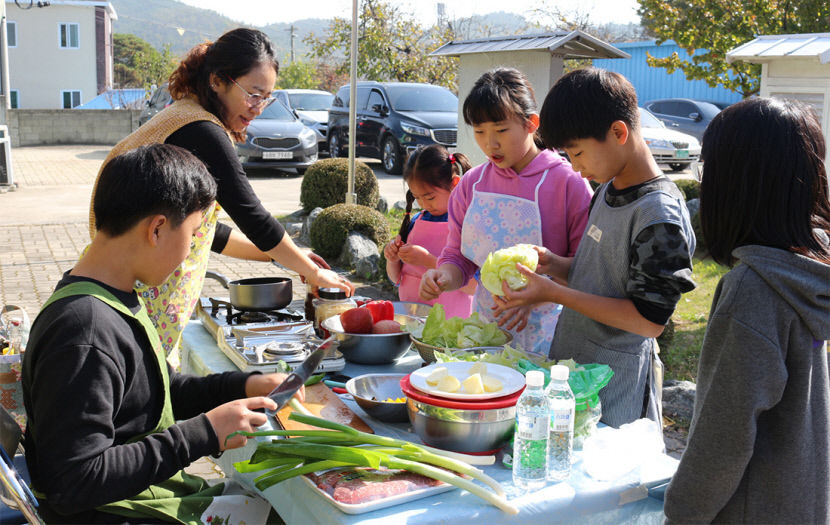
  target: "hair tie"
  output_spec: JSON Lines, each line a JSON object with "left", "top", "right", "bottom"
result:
{"left": 448, "top": 153, "right": 456, "bottom": 164}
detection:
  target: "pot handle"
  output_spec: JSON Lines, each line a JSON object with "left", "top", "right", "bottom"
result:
{"left": 204, "top": 270, "right": 231, "bottom": 289}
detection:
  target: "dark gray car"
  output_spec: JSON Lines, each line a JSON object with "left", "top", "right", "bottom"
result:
{"left": 236, "top": 100, "right": 318, "bottom": 174}
{"left": 643, "top": 98, "right": 722, "bottom": 141}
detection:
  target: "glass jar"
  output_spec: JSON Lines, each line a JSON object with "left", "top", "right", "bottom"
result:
{"left": 313, "top": 288, "right": 356, "bottom": 338}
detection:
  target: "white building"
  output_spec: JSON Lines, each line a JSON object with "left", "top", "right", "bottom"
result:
{"left": 5, "top": 0, "right": 117, "bottom": 109}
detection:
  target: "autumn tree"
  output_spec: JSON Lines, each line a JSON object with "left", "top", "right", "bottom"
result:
{"left": 113, "top": 33, "right": 178, "bottom": 91}
{"left": 304, "top": 0, "right": 458, "bottom": 91}
{"left": 638, "top": 0, "right": 830, "bottom": 97}
{"left": 276, "top": 61, "right": 318, "bottom": 89}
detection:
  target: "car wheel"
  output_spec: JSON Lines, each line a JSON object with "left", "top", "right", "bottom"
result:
{"left": 668, "top": 163, "right": 688, "bottom": 172}
{"left": 329, "top": 133, "right": 344, "bottom": 158}
{"left": 382, "top": 136, "right": 403, "bottom": 174}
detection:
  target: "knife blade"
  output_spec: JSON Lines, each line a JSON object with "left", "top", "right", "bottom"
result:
{"left": 265, "top": 336, "right": 336, "bottom": 416}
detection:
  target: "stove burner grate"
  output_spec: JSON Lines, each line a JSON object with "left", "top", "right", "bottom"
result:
{"left": 207, "top": 297, "right": 305, "bottom": 325}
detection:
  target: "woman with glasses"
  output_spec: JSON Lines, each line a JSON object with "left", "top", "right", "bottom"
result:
{"left": 88, "top": 28, "right": 354, "bottom": 362}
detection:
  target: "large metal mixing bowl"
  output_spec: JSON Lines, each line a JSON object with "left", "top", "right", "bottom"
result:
{"left": 346, "top": 374, "right": 409, "bottom": 423}
{"left": 321, "top": 313, "right": 419, "bottom": 364}
{"left": 407, "top": 398, "right": 516, "bottom": 454}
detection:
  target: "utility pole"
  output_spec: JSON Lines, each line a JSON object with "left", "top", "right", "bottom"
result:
{"left": 289, "top": 24, "right": 296, "bottom": 63}
{"left": 1, "top": 1, "right": 9, "bottom": 113}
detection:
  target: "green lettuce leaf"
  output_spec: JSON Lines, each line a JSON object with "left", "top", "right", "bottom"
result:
{"left": 480, "top": 244, "right": 539, "bottom": 296}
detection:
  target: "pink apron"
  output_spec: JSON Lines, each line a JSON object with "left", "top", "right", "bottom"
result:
{"left": 459, "top": 164, "right": 562, "bottom": 356}
{"left": 399, "top": 215, "right": 474, "bottom": 318}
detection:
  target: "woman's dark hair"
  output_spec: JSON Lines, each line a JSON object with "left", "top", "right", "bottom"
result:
{"left": 94, "top": 144, "right": 217, "bottom": 237}
{"left": 539, "top": 67, "right": 639, "bottom": 149}
{"left": 398, "top": 144, "right": 471, "bottom": 241}
{"left": 168, "top": 28, "right": 279, "bottom": 142}
{"left": 700, "top": 97, "right": 830, "bottom": 265}
{"left": 463, "top": 67, "right": 538, "bottom": 125}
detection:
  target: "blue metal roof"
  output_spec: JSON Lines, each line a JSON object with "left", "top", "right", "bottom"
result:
{"left": 75, "top": 89, "right": 148, "bottom": 110}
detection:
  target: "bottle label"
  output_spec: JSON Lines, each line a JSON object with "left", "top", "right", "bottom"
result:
{"left": 551, "top": 409, "right": 573, "bottom": 433}
{"left": 517, "top": 415, "right": 547, "bottom": 440}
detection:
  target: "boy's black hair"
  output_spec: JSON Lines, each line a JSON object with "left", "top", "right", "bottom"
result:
{"left": 539, "top": 67, "right": 639, "bottom": 148}
{"left": 462, "top": 67, "right": 538, "bottom": 126}
{"left": 700, "top": 97, "right": 830, "bottom": 265}
{"left": 94, "top": 144, "right": 217, "bottom": 236}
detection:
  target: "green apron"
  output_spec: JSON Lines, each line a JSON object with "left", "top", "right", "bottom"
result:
{"left": 38, "top": 282, "right": 243, "bottom": 524}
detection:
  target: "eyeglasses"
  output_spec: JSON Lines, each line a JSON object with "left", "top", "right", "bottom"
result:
{"left": 228, "top": 77, "right": 276, "bottom": 109}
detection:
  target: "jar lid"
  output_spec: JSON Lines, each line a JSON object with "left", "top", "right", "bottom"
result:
{"left": 318, "top": 287, "right": 348, "bottom": 300}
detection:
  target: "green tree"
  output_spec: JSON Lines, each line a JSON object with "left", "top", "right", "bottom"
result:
{"left": 113, "top": 33, "right": 178, "bottom": 91}
{"left": 305, "top": 0, "right": 458, "bottom": 90}
{"left": 638, "top": 0, "right": 830, "bottom": 97}
{"left": 276, "top": 61, "right": 318, "bottom": 89}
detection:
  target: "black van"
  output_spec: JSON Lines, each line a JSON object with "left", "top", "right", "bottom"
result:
{"left": 327, "top": 82, "right": 458, "bottom": 174}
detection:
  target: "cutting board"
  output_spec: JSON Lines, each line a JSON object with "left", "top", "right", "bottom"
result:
{"left": 275, "top": 383, "right": 374, "bottom": 434}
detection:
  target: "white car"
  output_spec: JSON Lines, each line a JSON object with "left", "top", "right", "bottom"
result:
{"left": 273, "top": 89, "right": 334, "bottom": 153}
{"left": 640, "top": 107, "right": 701, "bottom": 172}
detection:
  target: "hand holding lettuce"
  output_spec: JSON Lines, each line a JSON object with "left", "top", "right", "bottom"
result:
{"left": 480, "top": 244, "right": 539, "bottom": 296}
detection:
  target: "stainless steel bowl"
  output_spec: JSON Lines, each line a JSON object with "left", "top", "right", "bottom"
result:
{"left": 407, "top": 398, "right": 516, "bottom": 453}
{"left": 410, "top": 331, "right": 513, "bottom": 363}
{"left": 346, "top": 374, "right": 409, "bottom": 423}
{"left": 321, "top": 313, "right": 419, "bottom": 364}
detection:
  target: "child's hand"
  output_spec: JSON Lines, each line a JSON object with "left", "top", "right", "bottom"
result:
{"left": 492, "top": 262, "right": 559, "bottom": 312}
{"left": 206, "top": 397, "right": 275, "bottom": 451}
{"left": 398, "top": 244, "right": 431, "bottom": 267}
{"left": 384, "top": 237, "right": 401, "bottom": 262}
{"left": 245, "top": 372, "right": 306, "bottom": 402}
{"left": 420, "top": 268, "right": 450, "bottom": 300}
{"left": 533, "top": 246, "right": 571, "bottom": 283}
{"left": 492, "top": 303, "right": 533, "bottom": 332}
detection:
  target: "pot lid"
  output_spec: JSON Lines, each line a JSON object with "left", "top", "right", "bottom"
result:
{"left": 400, "top": 375, "right": 524, "bottom": 409}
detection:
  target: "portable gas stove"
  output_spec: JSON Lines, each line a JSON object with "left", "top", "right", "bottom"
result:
{"left": 195, "top": 297, "right": 345, "bottom": 374}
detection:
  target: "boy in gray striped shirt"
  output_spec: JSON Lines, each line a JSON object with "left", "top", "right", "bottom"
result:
{"left": 492, "top": 68, "right": 695, "bottom": 427}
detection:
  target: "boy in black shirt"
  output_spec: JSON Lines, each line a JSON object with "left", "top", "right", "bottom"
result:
{"left": 23, "top": 144, "right": 300, "bottom": 522}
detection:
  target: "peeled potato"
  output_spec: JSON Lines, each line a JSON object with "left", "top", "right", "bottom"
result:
{"left": 426, "top": 366, "right": 448, "bottom": 386}
{"left": 469, "top": 362, "right": 488, "bottom": 376}
{"left": 462, "top": 373, "right": 485, "bottom": 394}
{"left": 437, "top": 375, "right": 461, "bottom": 393}
{"left": 482, "top": 375, "right": 503, "bottom": 393}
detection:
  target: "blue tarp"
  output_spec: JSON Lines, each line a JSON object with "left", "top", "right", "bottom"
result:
{"left": 75, "top": 89, "right": 148, "bottom": 110}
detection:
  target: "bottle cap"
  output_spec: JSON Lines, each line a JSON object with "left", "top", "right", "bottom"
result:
{"left": 550, "top": 364, "right": 570, "bottom": 381}
{"left": 526, "top": 370, "right": 544, "bottom": 387}
{"left": 317, "top": 287, "right": 348, "bottom": 300}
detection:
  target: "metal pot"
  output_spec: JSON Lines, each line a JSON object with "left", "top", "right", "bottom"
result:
{"left": 204, "top": 270, "right": 292, "bottom": 312}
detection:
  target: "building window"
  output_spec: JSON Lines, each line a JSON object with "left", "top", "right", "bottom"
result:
{"left": 59, "top": 23, "right": 79, "bottom": 49}
{"left": 9, "top": 90, "right": 18, "bottom": 109}
{"left": 7, "top": 22, "right": 16, "bottom": 48}
{"left": 61, "top": 90, "right": 81, "bottom": 108}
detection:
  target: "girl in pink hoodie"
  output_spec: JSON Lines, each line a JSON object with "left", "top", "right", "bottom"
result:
{"left": 420, "top": 67, "right": 592, "bottom": 356}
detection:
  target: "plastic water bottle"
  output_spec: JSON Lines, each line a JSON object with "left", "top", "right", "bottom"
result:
{"left": 546, "top": 364, "right": 575, "bottom": 482}
{"left": 512, "top": 370, "right": 549, "bottom": 491}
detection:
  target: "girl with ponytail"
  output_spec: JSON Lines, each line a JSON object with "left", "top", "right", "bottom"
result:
{"left": 384, "top": 145, "right": 476, "bottom": 317}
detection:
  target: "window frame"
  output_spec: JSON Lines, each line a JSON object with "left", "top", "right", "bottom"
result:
{"left": 58, "top": 22, "right": 80, "bottom": 49}
{"left": 61, "top": 90, "right": 82, "bottom": 108}
{"left": 7, "top": 21, "right": 16, "bottom": 48}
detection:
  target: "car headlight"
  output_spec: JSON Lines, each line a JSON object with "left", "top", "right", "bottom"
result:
{"left": 299, "top": 127, "right": 317, "bottom": 148}
{"left": 644, "top": 138, "right": 674, "bottom": 149}
{"left": 401, "top": 121, "right": 430, "bottom": 137}
{"left": 300, "top": 118, "right": 316, "bottom": 127}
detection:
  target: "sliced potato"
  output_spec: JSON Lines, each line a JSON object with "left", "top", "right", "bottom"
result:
{"left": 437, "top": 375, "right": 461, "bottom": 393}
{"left": 462, "top": 373, "right": 485, "bottom": 394}
{"left": 482, "top": 374, "right": 503, "bottom": 393}
{"left": 425, "top": 366, "right": 449, "bottom": 386}
{"left": 469, "top": 362, "right": 488, "bottom": 376}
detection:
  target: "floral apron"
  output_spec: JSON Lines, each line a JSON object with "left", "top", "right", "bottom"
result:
{"left": 398, "top": 215, "right": 474, "bottom": 318}
{"left": 459, "top": 165, "right": 562, "bottom": 356}
{"left": 37, "top": 282, "right": 272, "bottom": 525}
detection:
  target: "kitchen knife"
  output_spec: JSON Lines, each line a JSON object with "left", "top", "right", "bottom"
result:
{"left": 264, "top": 336, "right": 335, "bottom": 416}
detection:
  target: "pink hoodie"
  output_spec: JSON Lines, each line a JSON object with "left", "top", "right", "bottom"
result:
{"left": 437, "top": 149, "right": 592, "bottom": 282}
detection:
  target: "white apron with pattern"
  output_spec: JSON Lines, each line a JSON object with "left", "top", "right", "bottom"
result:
{"left": 460, "top": 164, "right": 561, "bottom": 356}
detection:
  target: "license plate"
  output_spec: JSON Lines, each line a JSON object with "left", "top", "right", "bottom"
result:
{"left": 263, "top": 151, "right": 292, "bottom": 159}
{"left": 676, "top": 149, "right": 689, "bottom": 159}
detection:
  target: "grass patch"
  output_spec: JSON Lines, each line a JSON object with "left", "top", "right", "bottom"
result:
{"left": 661, "top": 257, "right": 729, "bottom": 382}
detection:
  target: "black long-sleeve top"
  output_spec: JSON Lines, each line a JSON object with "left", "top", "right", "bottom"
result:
{"left": 165, "top": 120, "right": 285, "bottom": 253}
{"left": 22, "top": 273, "right": 254, "bottom": 521}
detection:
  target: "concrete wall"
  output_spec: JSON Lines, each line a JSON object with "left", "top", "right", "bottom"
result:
{"left": 9, "top": 109, "right": 140, "bottom": 146}
{"left": 7, "top": 3, "right": 103, "bottom": 108}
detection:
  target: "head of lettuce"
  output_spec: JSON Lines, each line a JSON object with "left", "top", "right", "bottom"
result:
{"left": 480, "top": 244, "right": 539, "bottom": 296}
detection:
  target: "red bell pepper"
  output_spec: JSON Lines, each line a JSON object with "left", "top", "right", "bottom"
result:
{"left": 364, "top": 300, "right": 394, "bottom": 323}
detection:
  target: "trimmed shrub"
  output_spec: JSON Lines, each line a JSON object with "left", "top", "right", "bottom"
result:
{"left": 674, "top": 178, "right": 700, "bottom": 201}
{"left": 310, "top": 203, "right": 391, "bottom": 260}
{"left": 300, "top": 158, "right": 379, "bottom": 213}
